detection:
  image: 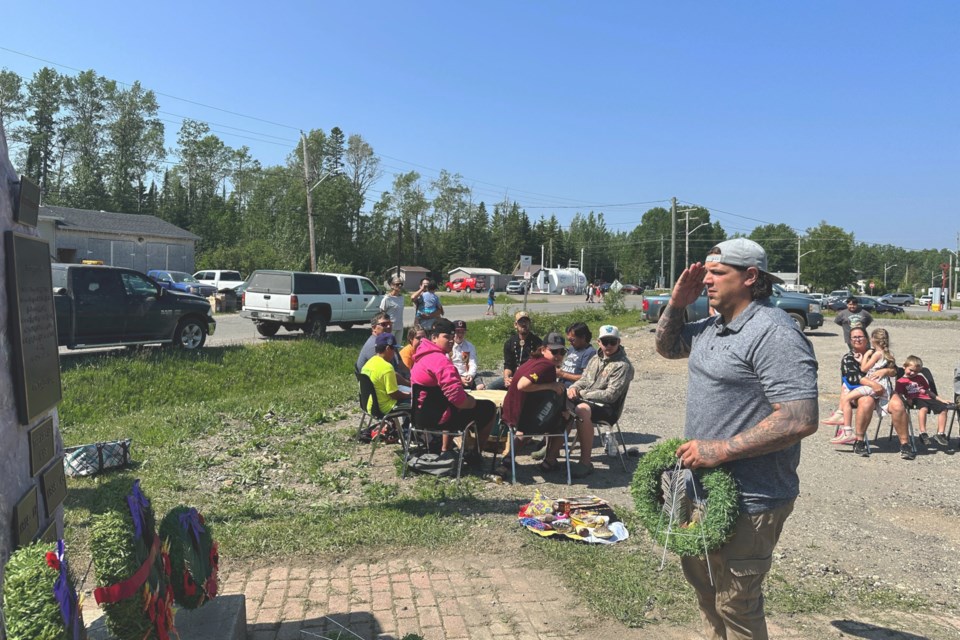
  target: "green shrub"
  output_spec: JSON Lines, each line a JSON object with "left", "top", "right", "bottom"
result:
{"left": 602, "top": 289, "right": 627, "bottom": 315}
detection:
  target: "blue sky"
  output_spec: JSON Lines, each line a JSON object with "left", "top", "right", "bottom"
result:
{"left": 3, "top": 1, "right": 958, "bottom": 251}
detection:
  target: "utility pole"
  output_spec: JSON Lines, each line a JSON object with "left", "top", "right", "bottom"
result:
{"left": 670, "top": 197, "right": 677, "bottom": 286}
{"left": 797, "top": 237, "right": 815, "bottom": 291}
{"left": 659, "top": 235, "right": 664, "bottom": 289}
{"left": 549, "top": 238, "right": 553, "bottom": 269}
{"left": 678, "top": 206, "right": 703, "bottom": 266}
{"left": 396, "top": 220, "right": 402, "bottom": 281}
{"left": 301, "top": 131, "right": 317, "bottom": 272}
{"left": 580, "top": 247, "right": 585, "bottom": 280}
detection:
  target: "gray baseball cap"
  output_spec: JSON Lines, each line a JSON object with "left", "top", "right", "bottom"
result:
{"left": 705, "top": 238, "right": 784, "bottom": 284}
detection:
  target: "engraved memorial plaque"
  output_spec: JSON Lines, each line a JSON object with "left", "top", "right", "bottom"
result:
{"left": 40, "top": 457, "right": 67, "bottom": 518}
{"left": 14, "top": 174, "right": 40, "bottom": 226}
{"left": 28, "top": 416, "right": 56, "bottom": 477}
{"left": 38, "top": 518, "right": 58, "bottom": 544}
{"left": 5, "top": 231, "right": 62, "bottom": 424}
{"left": 12, "top": 486, "right": 40, "bottom": 547}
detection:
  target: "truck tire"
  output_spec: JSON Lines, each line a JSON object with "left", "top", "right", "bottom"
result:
{"left": 466, "top": 287, "right": 473, "bottom": 293}
{"left": 303, "top": 314, "right": 327, "bottom": 339}
{"left": 788, "top": 312, "right": 806, "bottom": 332}
{"left": 445, "top": 287, "right": 452, "bottom": 292}
{"left": 174, "top": 318, "right": 207, "bottom": 350}
{"left": 338, "top": 322, "right": 354, "bottom": 331}
{"left": 256, "top": 321, "right": 281, "bottom": 337}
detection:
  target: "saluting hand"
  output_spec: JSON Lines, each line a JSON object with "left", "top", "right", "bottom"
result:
{"left": 670, "top": 262, "right": 707, "bottom": 308}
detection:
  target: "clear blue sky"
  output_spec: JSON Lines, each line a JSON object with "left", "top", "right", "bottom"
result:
{"left": 3, "top": 1, "right": 958, "bottom": 251}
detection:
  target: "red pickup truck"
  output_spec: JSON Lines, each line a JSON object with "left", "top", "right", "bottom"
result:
{"left": 444, "top": 276, "right": 486, "bottom": 293}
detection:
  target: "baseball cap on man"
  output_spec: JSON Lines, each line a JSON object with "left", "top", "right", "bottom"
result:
{"left": 514, "top": 311, "right": 531, "bottom": 321}
{"left": 375, "top": 332, "right": 398, "bottom": 348}
{"left": 598, "top": 325, "right": 620, "bottom": 341}
{"left": 705, "top": 238, "right": 785, "bottom": 284}
{"left": 453, "top": 319, "right": 467, "bottom": 330}
{"left": 544, "top": 332, "right": 566, "bottom": 350}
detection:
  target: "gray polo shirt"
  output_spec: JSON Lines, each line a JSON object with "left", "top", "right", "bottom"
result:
{"left": 680, "top": 300, "right": 818, "bottom": 514}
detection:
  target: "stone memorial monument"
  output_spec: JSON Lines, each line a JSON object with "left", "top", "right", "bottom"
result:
{"left": 0, "top": 121, "right": 65, "bottom": 637}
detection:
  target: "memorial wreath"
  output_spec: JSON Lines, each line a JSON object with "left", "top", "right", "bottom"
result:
{"left": 158, "top": 506, "right": 219, "bottom": 609}
{"left": 90, "top": 480, "right": 175, "bottom": 640}
{"left": 630, "top": 438, "right": 739, "bottom": 556}
{"left": 2, "top": 539, "right": 85, "bottom": 640}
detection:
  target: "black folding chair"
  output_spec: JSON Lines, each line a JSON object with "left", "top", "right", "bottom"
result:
{"left": 403, "top": 384, "right": 481, "bottom": 482}
{"left": 591, "top": 383, "right": 631, "bottom": 472}
{"left": 356, "top": 372, "right": 411, "bottom": 443}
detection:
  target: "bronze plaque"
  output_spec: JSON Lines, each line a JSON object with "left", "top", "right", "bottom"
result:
{"left": 5, "top": 231, "right": 62, "bottom": 424}
{"left": 28, "top": 417, "right": 56, "bottom": 477}
{"left": 40, "top": 457, "right": 67, "bottom": 518}
{"left": 12, "top": 486, "right": 40, "bottom": 547}
{"left": 14, "top": 175, "right": 40, "bottom": 226}
{"left": 38, "top": 518, "right": 59, "bottom": 544}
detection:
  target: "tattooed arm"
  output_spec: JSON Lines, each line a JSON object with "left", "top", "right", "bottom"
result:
{"left": 675, "top": 398, "right": 819, "bottom": 468}
{"left": 655, "top": 262, "right": 706, "bottom": 360}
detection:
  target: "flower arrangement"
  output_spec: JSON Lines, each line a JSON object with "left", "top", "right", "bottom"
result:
{"left": 158, "top": 506, "right": 219, "bottom": 609}
{"left": 630, "top": 438, "right": 739, "bottom": 556}
{"left": 1, "top": 540, "right": 85, "bottom": 640}
{"left": 90, "top": 480, "right": 175, "bottom": 640}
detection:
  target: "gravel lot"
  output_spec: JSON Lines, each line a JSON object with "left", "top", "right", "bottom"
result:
{"left": 611, "top": 317, "right": 960, "bottom": 603}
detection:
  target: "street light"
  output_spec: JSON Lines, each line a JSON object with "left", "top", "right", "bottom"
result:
{"left": 797, "top": 250, "right": 815, "bottom": 290}
{"left": 685, "top": 221, "right": 709, "bottom": 266}
{"left": 883, "top": 263, "right": 897, "bottom": 288}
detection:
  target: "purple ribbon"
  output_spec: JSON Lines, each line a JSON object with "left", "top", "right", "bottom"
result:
{"left": 178, "top": 508, "right": 205, "bottom": 546}
{"left": 52, "top": 539, "right": 81, "bottom": 640}
{"left": 126, "top": 479, "right": 151, "bottom": 539}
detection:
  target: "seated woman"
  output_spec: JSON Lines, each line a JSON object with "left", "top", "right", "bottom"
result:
{"left": 496, "top": 333, "right": 571, "bottom": 479}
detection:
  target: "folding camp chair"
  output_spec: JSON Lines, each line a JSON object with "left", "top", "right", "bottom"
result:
{"left": 356, "top": 373, "right": 411, "bottom": 443}
{"left": 403, "top": 384, "right": 481, "bottom": 482}
{"left": 592, "top": 384, "right": 631, "bottom": 472}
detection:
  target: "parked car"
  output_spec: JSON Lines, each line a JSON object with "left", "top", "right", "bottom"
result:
{"left": 878, "top": 292, "right": 915, "bottom": 306}
{"left": 505, "top": 280, "right": 528, "bottom": 295}
{"left": 147, "top": 270, "right": 217, "bottom": 298}
{"left": 52, "top": 264, "right": 216, "bottom": 350}
{"left": 444, "top": 276, "right": 486, "bottom": 293}
{"left": 918, "top": 294, "right": 933, "bottom": 306}
{"left": 642, "top": 284, "right": 824, "bottom": 332}
{"left": 194, "top": 269, "right": 245, "bottom": 292}
{"left": 620, "top": 284, "right": 642, "bottom": 295}
{"left": 871, "top": 298, "right": 906, "bottom": 314}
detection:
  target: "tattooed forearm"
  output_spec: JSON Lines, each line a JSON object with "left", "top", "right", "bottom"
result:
{"left": 655, "top": 304, "right": 691, "bottom": 360}
{"left": 719, "top": 398, "right": 819, "bottom": 462}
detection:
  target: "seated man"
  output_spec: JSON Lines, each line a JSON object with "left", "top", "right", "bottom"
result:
{"left": 357, "top": 312, "right": 410, "bottom": 384}
{"left": 360, "top": 332, "right": 410, "bottom": 416}
{"left": 498, "top": 333, "right": 570, "bottom": 478}
{"left": 558, "top": 322, "right": 597, "bottom": 388}
{"left": 486, "top": 311, "right": 542, "bottom": 390}
{"left": 451, "top": 320, "right": 482, "bottom": 389}
{"left": 566, "top": 325, "right": 634, "bottom": 478}
{"left": 410, "top": 318, "right": 496, "bottom": 458}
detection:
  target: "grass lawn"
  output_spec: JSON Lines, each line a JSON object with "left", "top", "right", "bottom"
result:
{"left": 58, "top": 305, "right": 925, "bottom": 628}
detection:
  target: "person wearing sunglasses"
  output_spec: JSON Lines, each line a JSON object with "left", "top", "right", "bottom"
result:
{"left": 356, "top": 311, "right": 410, "bottom": 384}
{"left": 565, "top": 325, "right": 634, "bottom": 479}
{"left": 655, "top": 238, "right": 818, "bottom": 640}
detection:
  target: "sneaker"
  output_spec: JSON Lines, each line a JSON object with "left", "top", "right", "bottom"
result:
{"left": 530, "top": 444, "right": 549, "bottom": 461}
{"left": 853, "top": 440, "right": 869, "bottom": 457}
{"left": 919, "top": 432, "right": 931, "bottom": 446}
{"left": 932, "top": 433, "right": 949, "bottom": 447}
{"left": 900, "top": 444, "right": 916, "bottom": 460}
{"left": 830, "top": 428, "right": 856, "bottom": 445}
{"left": 822, "top": 410, "right": 845, "bottom": 426}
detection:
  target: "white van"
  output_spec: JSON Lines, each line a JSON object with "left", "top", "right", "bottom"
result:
{"left": 194, "top": 270, "right": 245, "bottom": 292}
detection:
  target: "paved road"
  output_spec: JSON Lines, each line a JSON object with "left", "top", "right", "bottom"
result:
{"left": 209, "top": 295, "right": 647, "bottom": 347}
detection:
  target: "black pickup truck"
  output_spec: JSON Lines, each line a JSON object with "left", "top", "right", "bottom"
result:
{"left": 51, "top": 263, "right": 216, "bottom": 351}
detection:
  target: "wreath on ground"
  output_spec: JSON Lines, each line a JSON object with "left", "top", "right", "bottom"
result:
{"left": 630, "top": 438, "right": 739, "bottom": 556}
{"left": 90, "top": 480, "right": 175, "bottom": 640}
{"left": 2, "top": 540, "right": 85, "bottom": 640}
{"left": 158, "top": 506, "right": 219, "bottom": 609}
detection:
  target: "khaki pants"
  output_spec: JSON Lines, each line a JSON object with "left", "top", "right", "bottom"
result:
{"left": 681, "top": 500, "right": 795, "bottom": 640}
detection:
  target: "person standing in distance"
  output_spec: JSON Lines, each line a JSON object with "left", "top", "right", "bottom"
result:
{"left": 834, "top": 296, "right": 873, "bottom": 349}
{"left": 655, "top": 238, "right": 818, "bottom": 640}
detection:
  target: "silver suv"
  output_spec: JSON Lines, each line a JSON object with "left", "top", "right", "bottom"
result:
{"left": 878, "top": 292, "right": 915, "bottom": 306}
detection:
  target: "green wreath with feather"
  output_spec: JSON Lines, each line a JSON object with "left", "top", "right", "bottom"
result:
{"left": 158, "top": 506, "right": 219, "bottom": 609}
{"left": 630, "top": 438, "right": 739, "bottom": 556}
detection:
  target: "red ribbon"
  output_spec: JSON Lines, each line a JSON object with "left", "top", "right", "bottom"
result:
{"left": 93, "top": 536, "right": 159, "bottom": 605}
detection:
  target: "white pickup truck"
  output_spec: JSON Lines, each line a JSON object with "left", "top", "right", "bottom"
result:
{"left": 241, "top": 270, "right": 383, "bottom": 338}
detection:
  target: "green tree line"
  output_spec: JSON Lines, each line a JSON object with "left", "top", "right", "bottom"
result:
{"left": 1, "top": 66, "right": 954, "bottom": 294}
